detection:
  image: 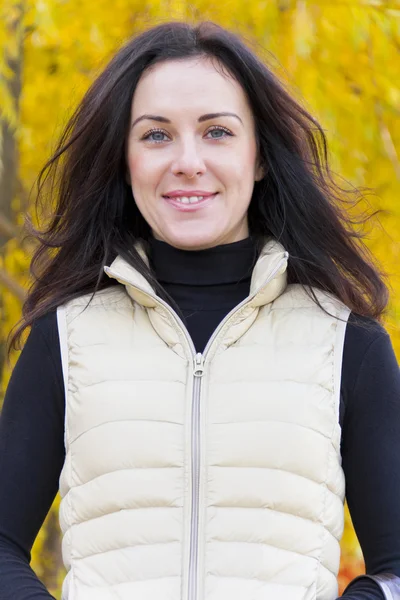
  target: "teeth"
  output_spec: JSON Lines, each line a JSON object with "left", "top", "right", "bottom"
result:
{"left": 175, "top": 196, "right": 205, "bottom": 204}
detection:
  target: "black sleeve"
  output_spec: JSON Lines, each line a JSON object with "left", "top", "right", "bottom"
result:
{"left": 340, "top": 313, "right": 400, "bottom": 600}
{"left": 0, "top": 311, "right": 65, "bottom": 599}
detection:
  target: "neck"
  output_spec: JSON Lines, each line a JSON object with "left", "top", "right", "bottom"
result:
{"left": 148, "top": 235, "right": 258, "bottom": 285}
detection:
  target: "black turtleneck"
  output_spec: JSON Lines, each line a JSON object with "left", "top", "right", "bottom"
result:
{"left": 0, "top": 236, "right": 399, "bottom": 600}
{"left": 148, "top": 236, "right": 258, "bottom": 352}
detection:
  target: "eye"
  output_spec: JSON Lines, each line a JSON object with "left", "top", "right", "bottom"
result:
{"left": 205, "top": 125, "right": 233, "bottom": 139}
{"left": 141, "top": 128, "right": 169, "bottom": 143}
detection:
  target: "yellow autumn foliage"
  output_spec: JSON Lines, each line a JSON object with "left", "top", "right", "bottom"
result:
{"left": 1, "top": 1, "right": 399, "bottom": 596}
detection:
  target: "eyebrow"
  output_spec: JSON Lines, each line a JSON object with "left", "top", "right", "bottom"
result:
{"left": 131, "top": 112, "right": 243, "bottom": 129}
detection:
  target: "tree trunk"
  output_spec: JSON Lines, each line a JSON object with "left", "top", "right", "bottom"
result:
{"left": 0, "top": 2, "right": 25, "bottom": 388}
{"left": 0, "top": 1, "right": 24, "bottom": 246}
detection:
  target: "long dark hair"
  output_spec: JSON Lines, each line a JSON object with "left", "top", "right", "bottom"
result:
{"left": 8, "top": 19, "right": 390, "bottom": 356}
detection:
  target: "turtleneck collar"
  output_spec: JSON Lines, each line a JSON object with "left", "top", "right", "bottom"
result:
{"left": 148, "top": 236, "right": 259, "bottom": 286}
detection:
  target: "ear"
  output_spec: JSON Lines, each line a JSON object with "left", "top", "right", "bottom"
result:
{"left": 255, "top": 161, "right": 266, "bottom": 182}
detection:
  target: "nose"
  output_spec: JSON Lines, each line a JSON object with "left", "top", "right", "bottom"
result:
{"left": 170, "top": 137, "right": 206, "bottom": 179}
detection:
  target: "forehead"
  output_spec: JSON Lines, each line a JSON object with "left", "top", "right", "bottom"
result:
{"left": 131, "top": 57, "right": 252, "bottom": 119}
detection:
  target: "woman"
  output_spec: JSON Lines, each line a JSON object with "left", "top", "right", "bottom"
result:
{"left": 0, "top": 20, "right": 399, "bottom": 600}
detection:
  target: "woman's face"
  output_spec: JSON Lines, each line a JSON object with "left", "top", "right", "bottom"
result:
{"left": 126, "top": 57, "right": 264, "bottom": 250}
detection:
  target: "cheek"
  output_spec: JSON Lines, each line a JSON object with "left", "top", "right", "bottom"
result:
{"left": 127, "top": 153, "right": 156, "bottom": 195}
{"left": 127, "top": 147, "right": 165, "bottom": 182}
{"left": 240, "top": 146, "right": 258, "bottom": 173}
{"left": 127, "top": 147, "right": 144, "bottom": 175}
{"left": 222, "top": 145, "right": 258, "bottom": 179}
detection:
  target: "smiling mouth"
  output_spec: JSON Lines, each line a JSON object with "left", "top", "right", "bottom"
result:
{"left": 162, "top": 193, "right": 218, "bottom": 211}
{"left": 163, "top": 192, "right": 218, "bottom": 206}
{"left": 163, "top": 193, "right": 218, "bottom": 204}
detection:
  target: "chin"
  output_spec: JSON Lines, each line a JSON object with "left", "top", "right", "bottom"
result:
{"left": 155, "top": 223, "right": 221, "bottom": 251}
{"left": 165, "top": 232, "right": 221, "bottom": 251}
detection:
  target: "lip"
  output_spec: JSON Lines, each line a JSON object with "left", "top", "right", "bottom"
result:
{"left": 163, "top": 192, "right": 218, "bottom": 212}
{"left": 163, "top": 190, "right": 216, "bottom": 198}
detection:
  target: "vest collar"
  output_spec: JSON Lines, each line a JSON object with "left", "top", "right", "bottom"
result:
{"left": 104, "top": 237, "right": 289, "bottom": 310}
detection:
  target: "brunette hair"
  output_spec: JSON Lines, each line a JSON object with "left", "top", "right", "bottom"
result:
{"left": 8, "top": 19, "right": 390, "bottom": 356}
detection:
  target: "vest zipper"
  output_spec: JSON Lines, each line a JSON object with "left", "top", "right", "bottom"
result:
{"left": 189, "top": 352, "right": 205, "bottom": 600}
{"left": 104, "top": 252, "right": 288, "bottom": 600}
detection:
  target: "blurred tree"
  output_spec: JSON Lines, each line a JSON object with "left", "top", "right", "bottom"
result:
{"left": 0, "top": 2, "right": 22, "bottom": 242}
{"left": 0, "top": 0, "right": 399, "bottom": 597}
{"left": 0, "top": 1, "right": 26, "bottom": 384}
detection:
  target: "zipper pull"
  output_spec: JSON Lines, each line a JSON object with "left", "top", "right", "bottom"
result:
{"left": 193, "top": 352, "right": 205, "bottom": 377}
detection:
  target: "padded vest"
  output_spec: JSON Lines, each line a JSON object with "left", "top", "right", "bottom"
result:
{"left": 57, "top": 238, "right": 351, "bottom": 600}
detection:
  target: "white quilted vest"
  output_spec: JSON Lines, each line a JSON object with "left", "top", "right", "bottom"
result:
{"left": 56, "top": 238, "right": 350, "bottom": 600}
